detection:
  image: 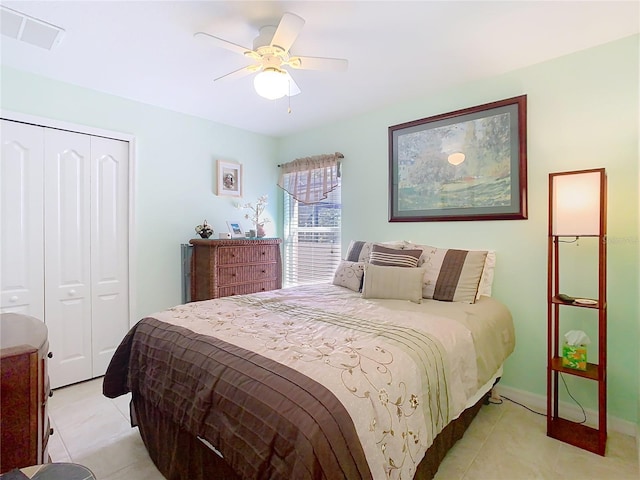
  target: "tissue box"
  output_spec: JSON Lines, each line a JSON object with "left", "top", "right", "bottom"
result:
{"left": 562, "top": 343, "right": 587, "bottom": 370}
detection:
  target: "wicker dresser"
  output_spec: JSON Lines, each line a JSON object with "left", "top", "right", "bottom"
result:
{"left": 189, "top": 238, "right": 282, "bottom": 301}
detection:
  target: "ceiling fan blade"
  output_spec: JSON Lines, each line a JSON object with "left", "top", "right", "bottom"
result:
{"left": 194, "top": 31, "right": 254, "bottom": 57}
{"left": 290, "top": 55, "right": 348, "bottom": 72}
{"left": 284, "top": 71, "right": 301, "bottom": 97}
{"left": 270, "top": 12, "right": 305, "bottom": 52}
{"left": 214, "top": 65, "right": 259, "bottom": 83}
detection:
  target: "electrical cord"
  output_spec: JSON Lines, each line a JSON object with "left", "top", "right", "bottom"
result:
{"left": 558, "top": 236, "right": 580, "bottom": 244}
{"left": 560, "top": 373, "right": 587, "bottom": 424}
{"left": 488, "top": 373, "right": 587, "bottom": 424}
{"left": 489, "top": 395, "right": 546, "bottom": 417}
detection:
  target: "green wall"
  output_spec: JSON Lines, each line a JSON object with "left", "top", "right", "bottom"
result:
{"left": 0, "top": 66, "right": 280, "bottom": 318}
{"left": 277, "top": 35, "right": 639, "bottom": 423}
{"left": 1, "top": 35, "right": 637, "bottom": 424}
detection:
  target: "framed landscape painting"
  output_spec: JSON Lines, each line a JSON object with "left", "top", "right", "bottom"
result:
{"left": 389, "top": 95, "right": 527, "bottom": 222}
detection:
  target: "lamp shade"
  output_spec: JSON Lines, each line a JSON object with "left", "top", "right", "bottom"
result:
{"left": 253, "top": 68, "right": 288, "bottom": 100}
{"left": 551, "top": 170, "right": 603, "bottom": 236}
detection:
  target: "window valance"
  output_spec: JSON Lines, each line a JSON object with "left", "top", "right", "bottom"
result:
{"left": 277, "top": 152, "right": 343, "bottom": 204}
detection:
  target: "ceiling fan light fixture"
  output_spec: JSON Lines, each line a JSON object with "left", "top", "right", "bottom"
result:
{"left": 254, "top": 68, "right": 289, "bottom": 100}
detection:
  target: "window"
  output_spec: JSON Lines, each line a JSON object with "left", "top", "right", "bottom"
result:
{"left": 283, "top": 180, "right": 341, "bottom": 286}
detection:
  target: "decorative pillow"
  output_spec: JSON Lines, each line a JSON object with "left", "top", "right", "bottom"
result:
{"left": 477, "top": 251, "right": 496, "bottom": 299}
{"left": 344, "top": 240, "right": 407, "bottom": 263}
{"left": 332, "top": 261, "right": 365, "bottom": 292}
{"left": 344, "top": 240, "right": 373, "bottom": 263}
{"left": 369, "top": 244, "right": 422, "bottom": 268}
{"left": 361, "top": 264, "right": 425, "bottom": 304}
{"left": 420, "top": 247, "right": 488, "bottom": 303}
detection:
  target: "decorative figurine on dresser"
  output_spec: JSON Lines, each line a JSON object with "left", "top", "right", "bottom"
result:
{"left": 0, "top": 314, "right": 53, "bottom": 473}
{"left": 189, "top": 238, "right": 282, "bottom": 301}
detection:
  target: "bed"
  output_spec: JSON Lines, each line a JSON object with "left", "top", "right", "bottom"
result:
{"left": 103, "top": 273, "right": 515, "bottom": 479}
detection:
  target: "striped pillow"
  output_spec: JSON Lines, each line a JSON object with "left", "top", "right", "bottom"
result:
{"left": 421, "top": 248, "right": 488, "bottom": 303}
{"left": 344, "top": 240, "right": 408, "bottom": 263}
{"left": 345, "top": 240, "right": 373, "bottom": 263}
{"left": 369, "top": 244, "right": 422, "bottom": 268}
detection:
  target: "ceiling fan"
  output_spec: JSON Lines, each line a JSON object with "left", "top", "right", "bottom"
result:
{"left": 195, "top": 12, "right": 348, "bottom": 100}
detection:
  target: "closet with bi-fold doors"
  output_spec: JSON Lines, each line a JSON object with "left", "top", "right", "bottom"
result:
{"left": 1, "top": 117, "right": 132, "bottom": 389}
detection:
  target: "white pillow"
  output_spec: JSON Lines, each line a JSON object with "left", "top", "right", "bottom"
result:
{"left": 332, "top": 260, "right": 365, "bottom": 292}
{"left": 477, "top": 251, "right": 496, "bottom": 299}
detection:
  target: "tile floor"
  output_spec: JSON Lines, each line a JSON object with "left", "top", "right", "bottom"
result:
{"left": 48, "top": 378, "right": 638, "bottom": 479}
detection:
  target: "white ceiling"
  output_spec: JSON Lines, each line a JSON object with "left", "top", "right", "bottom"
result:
{"left": 1, "top": 1, "right": 638, "bottom": 137}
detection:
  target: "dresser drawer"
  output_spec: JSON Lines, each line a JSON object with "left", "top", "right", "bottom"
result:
{"left": 218, "top": 280, "right": 279, "bottom": 297}
{"left": 217, "top": 245, "right": 279, "bottom": 265}
{"left": 218, "top": 264, "right": 278, "bottom": 286}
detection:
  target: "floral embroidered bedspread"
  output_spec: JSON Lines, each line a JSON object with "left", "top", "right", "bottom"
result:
{"left": 157, "top": 284, "right": 478, "bottom": 480}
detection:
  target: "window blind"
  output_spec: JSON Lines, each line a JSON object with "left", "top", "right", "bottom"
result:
{"left": 283, "top": 181, "right": 341, "bottom": 286}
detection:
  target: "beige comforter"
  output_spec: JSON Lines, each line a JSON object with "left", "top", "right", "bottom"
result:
{"left": 152, "top": 284, "right": 514, "bottom": 480}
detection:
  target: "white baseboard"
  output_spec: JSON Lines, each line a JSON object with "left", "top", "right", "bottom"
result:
{"left": 495, "top": 384, "right": 637, "bottom": 438}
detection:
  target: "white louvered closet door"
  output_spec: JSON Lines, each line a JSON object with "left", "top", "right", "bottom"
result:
{"left": 90, "top": 136, "right": 129, "bottom": 377}
{"left": 44, "top": 129, "right": 93, "bottom": 387}
{"left": 0, "top": 120, "right": 45, "bottom": 318}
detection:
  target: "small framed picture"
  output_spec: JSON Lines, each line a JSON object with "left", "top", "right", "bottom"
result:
{"left": 226, "top": 220, "right": 245, "bottom": 238}
{"left": 217, "top": 160, "right": 242, "bottom": 197}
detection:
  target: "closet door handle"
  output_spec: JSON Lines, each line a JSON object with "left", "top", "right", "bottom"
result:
{"left": 48, "top": 352, "right": 53, "bottom": 359}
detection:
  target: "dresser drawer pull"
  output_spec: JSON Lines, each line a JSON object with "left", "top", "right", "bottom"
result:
{"left": 261, "top": 251, "right": 266, "bottom": 255}
{"left": 261, "top": 270, "right": 266, "bottom": 274}
{"left": 232, "top": 273, "right": 236, "bottom": 277}
{"left": 47, "top": 352, "right": 53, "bottom": 359}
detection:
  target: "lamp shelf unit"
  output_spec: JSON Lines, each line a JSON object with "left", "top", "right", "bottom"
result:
{"left": 550, "top": 296, "right": 604, "bottom": 310}
{"left": 546, "top": 168, "right": 607, "bottom": 457}
{"left": 547, "top": 417, "right": 604, "bottom": 456}
{"left": 550, "top": 357, "right": 599, "bottom": 380}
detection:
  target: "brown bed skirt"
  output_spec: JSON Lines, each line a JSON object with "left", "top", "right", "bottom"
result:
{"left": 132, "top": 391, "right": 489, "bottom": 480}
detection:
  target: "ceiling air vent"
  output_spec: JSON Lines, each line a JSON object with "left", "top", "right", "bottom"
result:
{"left": 0, "top": 5, "right": 65, "bottom": 50}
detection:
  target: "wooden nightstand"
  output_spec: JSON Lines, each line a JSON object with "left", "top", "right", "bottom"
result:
{"left": 189, "top": 238, "right": 282, "bottom": 301}
{"left": 0, "top": 314, "right": 52, "bottom": 473}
